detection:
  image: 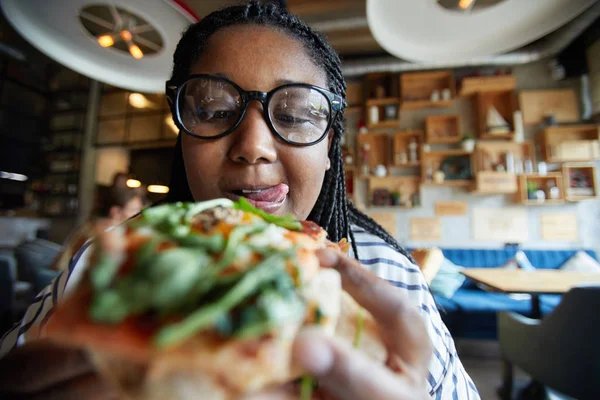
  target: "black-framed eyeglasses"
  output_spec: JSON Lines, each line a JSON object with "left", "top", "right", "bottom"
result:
{"left": 166, "top": 74, "right": 344, "bottom": 146}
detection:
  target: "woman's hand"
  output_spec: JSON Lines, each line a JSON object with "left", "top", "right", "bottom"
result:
{"left": 0, "top": 341, "right": 118, "bottom": 400}
{"left": 292, "top": 248, "right": 433, "bottom": 400}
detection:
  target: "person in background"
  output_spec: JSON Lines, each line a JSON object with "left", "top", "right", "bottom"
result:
{"left": 96, "top": 185, "right": 144, "bottom": 227}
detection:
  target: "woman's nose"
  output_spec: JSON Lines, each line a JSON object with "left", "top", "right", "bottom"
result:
{"left": 228, "top": 104, "right": 277, "bottom": 164}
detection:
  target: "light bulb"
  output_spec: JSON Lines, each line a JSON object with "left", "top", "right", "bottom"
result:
{"left": 148, "top": 185, "right": 169, "bottom": 194}
{"left": 126, "top": 179, "right": 141, "bottom": 188}
{"left": 120, "top": 30, "right": 133, "bottom": 42}
{"left": 97, "top": 35, "right": 114, "bottom": 48}
{"left": 128, "top": 44, "right": 144, "bottom": 59}
{"left": 458, "top": 0, "right": 474, "bottom": 9}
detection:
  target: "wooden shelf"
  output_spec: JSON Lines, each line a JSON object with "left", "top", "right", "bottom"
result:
{"left": 459, "top": 75, "right": 516, "bottom": 96}
{"left": 473, "top": 140, "right": 535, "bottom": 175}
{"left": 346, "top": 81, "right": 363, "bottom": 106}
{"left": 426, "top": 115, "right": 461, "bottom": 144}
{"left": 365, "top": 72, "right": 399, "bottom": 99}
{"left": 392, "top": 161, "right": 421, "bottom": 167}
{"left": 422, "top": 180, "right": 472, "bottom": 187}
{"left": 520, "top": 199, "right": 566, "bottom": 206}
{"left": 519, "top": 89, "right": 579, "bottom": 125}
{"left": 400, "top": 71, "right": 456, "bottom": 111}
{"left": 538, "top": 125, "right": 600, "bottom": 163}
{"left": 474, "top": 91, "right": 517, "bottom": 139}
{"left": 366, "top": 98, "right": 400, "bottom": 106}
{"left": 356, "top": 133, "right": 391, "bottom": 169}
{"left": 401, "top": 99, "right": 453, "bottom": 110}
{"left": 562, "top": 163, "right": 598, "bottom": 201}
{"left": 471, "top": 171, "right": 518, "bottom": 194}
{"left": 393, "top": 130, "right": 423, "bottom": 166}
{"left": 423, "top": 149, "right": 472, "bottom": 157}
{"left": 367, "top": 176, "right": 421, "bottom": 207}
{"left": 479, "top": 132, "right": 515, "bottom": 140}
{"left": 367, "top": 120, "right": 400, "bottom": 129}
{"left": 516, "top": 173, "right": 565, "bottom": 205}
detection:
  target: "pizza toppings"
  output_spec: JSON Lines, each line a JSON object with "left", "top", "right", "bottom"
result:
{"left": 87, "top": 199, "right": 329, "bottom": 349}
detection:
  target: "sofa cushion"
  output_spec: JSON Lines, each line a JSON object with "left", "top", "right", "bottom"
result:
{"left": 450, "top": 289, "right": 533, "bottom": 314}
{"left": 430, "top": 258, "right": 466, "bottom": 299}
{"left": 559, "top": 251, "right": 600, "bottom": 273}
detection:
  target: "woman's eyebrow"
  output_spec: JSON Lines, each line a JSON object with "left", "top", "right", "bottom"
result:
{"left": 275, "top": 78, "right": 308, "bottom": 86}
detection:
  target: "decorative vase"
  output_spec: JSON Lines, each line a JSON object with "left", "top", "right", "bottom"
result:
{"left": 462, "top": 139, "right": 475, "bottom": 152}
{"left": 373, "top": 164, "right": 387, "bottom": 177}
{"left": 433, "top": 170, "right": 445, "bottom": 183}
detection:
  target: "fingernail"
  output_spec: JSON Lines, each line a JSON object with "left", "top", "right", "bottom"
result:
{"left": 293, "top": 328, "right": 334, "bottom": 375}
{"left": 316, "top": 248, "right": 338, "bottom": 267}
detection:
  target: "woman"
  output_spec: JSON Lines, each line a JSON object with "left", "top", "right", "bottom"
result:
{"left": 0, "top": 3, "right": 479, "bottom": 399}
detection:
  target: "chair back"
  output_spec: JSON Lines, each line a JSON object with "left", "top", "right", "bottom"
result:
{"left": 0, "top": 255, "right": 16, "bottom": 315}
{"left": 534, "top": 286, "right": 600, "bottom": 400}
{"left": 14, "top": 239, "right": 62, "bottom": 284}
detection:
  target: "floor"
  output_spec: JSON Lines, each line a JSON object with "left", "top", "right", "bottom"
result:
{"left": 457, "top": 340, "right": 530, "bottom": 400}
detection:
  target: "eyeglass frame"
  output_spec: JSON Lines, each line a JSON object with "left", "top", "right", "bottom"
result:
{"left": 165, "top": 74, "right": 345, "bottom": 147}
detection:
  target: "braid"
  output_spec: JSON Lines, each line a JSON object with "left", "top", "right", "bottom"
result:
{"left": 168, "top": 0, "right": 414, "bottom": 264}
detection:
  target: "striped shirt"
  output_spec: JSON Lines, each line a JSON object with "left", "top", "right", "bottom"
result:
{"left": 0, "top": 225, "right": 479, "bottom": 399}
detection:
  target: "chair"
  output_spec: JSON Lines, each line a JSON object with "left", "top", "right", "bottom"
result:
{"left": 13, "top": 239, "right": 62, "bottom": 290}
{"left": 498, "top": 286, "right": 600, "bottom": 400}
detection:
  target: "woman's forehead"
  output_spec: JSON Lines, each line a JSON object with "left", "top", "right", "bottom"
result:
{"left": 189, "top": 25, "right": 327, "bottom": 91}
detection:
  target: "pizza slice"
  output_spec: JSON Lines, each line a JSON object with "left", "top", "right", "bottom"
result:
{"left": 45, "top": 198, "right": 384, "bottom": 399}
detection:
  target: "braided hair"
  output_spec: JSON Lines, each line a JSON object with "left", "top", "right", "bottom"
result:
{"left": 166, "top": 1, "right": 415, "bottom": 263}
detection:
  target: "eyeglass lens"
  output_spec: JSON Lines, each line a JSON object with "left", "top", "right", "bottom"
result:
{"left": 178, "top": 77, "right": 331, "bottom": 144}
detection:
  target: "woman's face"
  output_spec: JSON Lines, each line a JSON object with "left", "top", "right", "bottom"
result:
{"left": 181, "top": 25, "right": 331, "bottom": 220}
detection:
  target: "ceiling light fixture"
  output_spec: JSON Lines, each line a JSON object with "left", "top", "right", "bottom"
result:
{"left": 97, "top": 34, "right": 115, "bottom": 47}
{"left": 79, "top": 5, "right": 163, "bottom": 62}
{"left": 148, "top": 184, "right": 169, "bottom": 194}
{"left": 126, "top": 178, "right": 141, "bottom": 188}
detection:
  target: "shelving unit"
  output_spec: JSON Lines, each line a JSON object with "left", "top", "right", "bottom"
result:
{"left": 400, "top": 71, "right": 455, "bottom": 110}
{"left": 425, "top": 115, "right": 461, "bottom": 144}
{"left": 562, "top": 163, "right": 598, "bottom": 201}
{"left": 421, "top": 149, "right": 473, "bottom": 185}
{"left": 356, "top": 133, "right": 391, "bottom": 175}
{"left": 367, "top": 176, "right": 421, "bottom": 207}
{"left": 366, "top": 98, "right": 400, "bottom": 129}
{"left": 474, "top": 90, "right": 517, "bottom": 140}
{"left": 515, "top": 173, "right": 565, "bottom": 205}
{"left": 470, "top": 141, "right": 534, "bottom": 194}
{"left": 538, "top": 125, "right": 600, "bottom": 162}
{"left": 392, "top": 130, "right": 423, "bottom": 167}
{"left": 459, "top": 75, "right": 516, "bottom": 96}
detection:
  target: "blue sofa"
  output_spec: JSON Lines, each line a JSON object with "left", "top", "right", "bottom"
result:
{"left": 433, "top": 248, "right": 598, "bottom": 340}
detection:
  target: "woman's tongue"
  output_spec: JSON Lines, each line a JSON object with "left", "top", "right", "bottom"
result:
{"left": 235, "top": 183, "right": 289, "bottom": 208}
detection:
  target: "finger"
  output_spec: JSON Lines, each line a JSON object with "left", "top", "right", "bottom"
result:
{"left": 293, "top": 328, "right": 426, "bottom": 400}
{"left": 0, "top": 341, "right": 95, "bottom": 393}
{"left": 316, "top": 249, "right": 432, "bottom": 374}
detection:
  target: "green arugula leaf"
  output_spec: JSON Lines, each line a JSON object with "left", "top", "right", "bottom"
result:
{"left": 234, "top": 197, "right": 302, "bottom": 231}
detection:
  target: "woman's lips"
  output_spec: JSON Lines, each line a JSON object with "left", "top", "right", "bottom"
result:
{"left": 224, "top": 183, "right": 289, "bottom": 213}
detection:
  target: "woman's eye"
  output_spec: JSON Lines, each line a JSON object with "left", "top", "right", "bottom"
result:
{"left": 274, "top": 113, "right": 310, "bottom": 125}
{"left": 196, "top": 107, "right": 236, "bottom": 122}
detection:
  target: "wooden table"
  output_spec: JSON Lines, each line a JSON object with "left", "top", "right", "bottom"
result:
{"left": 460, "top": 268, "right": 600, "bottom": 317}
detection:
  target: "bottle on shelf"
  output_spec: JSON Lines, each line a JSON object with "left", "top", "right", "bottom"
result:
{"left": 369, "top": 106, "right": 379, "bottom": 125}
{"left": 524, "top": 158, "right": 534, "bottom": 174}
{"left": 408, "top": 139, "right": 418, "bottom": 162}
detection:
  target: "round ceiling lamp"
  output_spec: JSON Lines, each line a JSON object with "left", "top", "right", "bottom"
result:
{"left": 1, "top": 0, "right": 198, "bottom": 92}
{"left": 366, "top": 0, "right": 597, "bottom": 63}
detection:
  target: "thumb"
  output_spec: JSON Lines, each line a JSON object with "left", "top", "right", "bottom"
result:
{"left": 293, "top": 328, "right": 419, "bottom": 400}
